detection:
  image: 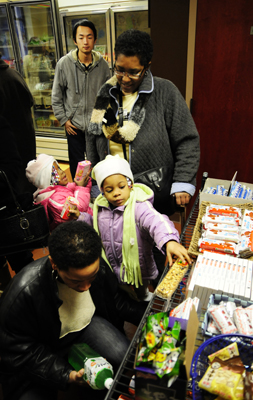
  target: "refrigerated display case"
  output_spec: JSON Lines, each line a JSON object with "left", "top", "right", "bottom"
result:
{"left": 58, "top": 0, "right": 149, "bottom": 72}
{"left": 0, "top": 0, "right": 69, "bottom": 160}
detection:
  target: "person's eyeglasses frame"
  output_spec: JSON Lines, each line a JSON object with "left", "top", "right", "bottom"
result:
{"left": 114, "top": 64, "right": 145, "bottom": 80}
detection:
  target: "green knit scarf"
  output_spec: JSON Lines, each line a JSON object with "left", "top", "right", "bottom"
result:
{"left": 93, "top": 184, "right": 153, "bottom": 288}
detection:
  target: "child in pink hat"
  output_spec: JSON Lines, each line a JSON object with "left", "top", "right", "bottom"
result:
{"left": 26, "top": 154, "right": 93, "bottom": 231}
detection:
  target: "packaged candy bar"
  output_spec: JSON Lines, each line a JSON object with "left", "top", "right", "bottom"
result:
{"left": 229, "top": 181, "right": 242, "bottom": 198}
{"left": 202, "top": 229, "right": 240, "bottom": 243}
{"left": 60, "top": 196, "right": 80, "bottom": 220}
{"left": 208, "top": 342, "right": 239, "bottom": 363}
{"left": 208, "top": 304, "right": 237, "bottom": 334}
{"left": 239, "top": 232, "right": 253, "bottom": 256}
{"left": 75, "top": 160, "right": 91, "bottom": 182}
{"left": 207, "top": 205, "right": 242, "bottom": 219}
{"left": 216, "top": 185, "right": 224, "bottom": 195}
{"left": 207, "top": 320, "right": 220, "bottom": 335}
{"left": 245, "top": 304, "right": 253, "bottom": 325}
{"left": 242, "top": 209, "right": 253, "bottom": 231}
{"left": 198, "top": 238, "right": 239, "bottom": 256}
{"left": 202, "top": 214, "right": 239, "bottom": 226}
{"left": 203, "top": 222, "right": 240, "bottom": 233}
{"left": 220, "top": 301, "right": 237, "bottom": 321}
{"left": 233, "top": 307, "right": 253, "bottom": 336}
{"left": 198, "top": 357, "right": 244, "bottom": 400}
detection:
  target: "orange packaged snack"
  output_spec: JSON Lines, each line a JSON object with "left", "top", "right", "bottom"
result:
{"left": 60, "top": 196, "right": 80, "bottom": 220}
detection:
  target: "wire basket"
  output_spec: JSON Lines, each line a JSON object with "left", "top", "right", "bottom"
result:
{"left": 190, "top": 334, "right": 253, "bottom": 400}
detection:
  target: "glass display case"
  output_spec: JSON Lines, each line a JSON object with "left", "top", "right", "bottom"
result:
{"left": 59, "top": 0, "right": 149, "bottom": 71}
{"left": 11, "top": 1, "right": 64, "bottom": 136}
{"left": 1, "top": 0, "right": 64, "bottom": 140}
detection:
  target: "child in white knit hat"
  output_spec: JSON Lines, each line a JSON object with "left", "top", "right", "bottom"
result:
{"left": 26, "top": 153, "right": 93, "bottom": 231}
{"left": 86, "top": 155, "right": 191, "bottom": 301}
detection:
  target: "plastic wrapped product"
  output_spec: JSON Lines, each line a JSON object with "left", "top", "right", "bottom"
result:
{"left": 203, "top": 222, "right": 240, "bottom": 233}
{"left": 202, "top": 214, "right": 240, "bottom": 226}
{"left": 245, "top": 304, "right": 253, "bottom": 325}
{"left": 208, "top": 342, "right": 239, "bottom": 363}
{"left": 207, "top": 205, "right": 242, "bottom": 219}
{"left": 203, "top": 229, "right": 240, "bottom": 243}
{"left": 208, "top": 304, "right": 237, "bottom": 334}
{"left": 198, "top": 357, "right": 244, "bottom": 400}
{"left": 233, "top": 307, "right": 253, "bottom": 336}
{"left": 198, "top": 238, "right": 239, "bottom": 256}
{"left": 207, "top": 320, "right": 220, "bottom": 335}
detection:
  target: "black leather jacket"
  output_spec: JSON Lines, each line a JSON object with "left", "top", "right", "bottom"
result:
{"left": 0, "top": 256, "right": 147, "bottom": 399}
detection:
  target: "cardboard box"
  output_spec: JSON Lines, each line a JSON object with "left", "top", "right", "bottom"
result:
{"left": 200, "top": 177, "right": 253, "bottom": 205}
{"left": 134, "top": 309, "right": 199, "bottom": 400}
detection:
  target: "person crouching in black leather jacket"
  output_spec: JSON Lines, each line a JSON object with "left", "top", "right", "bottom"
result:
{"left": 0, "top": 221, "right": 147, "bottom": 400}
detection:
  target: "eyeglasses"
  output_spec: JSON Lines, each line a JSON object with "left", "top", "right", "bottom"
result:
{"left": 114, "top": 65, "right": 145, "bottom": 80}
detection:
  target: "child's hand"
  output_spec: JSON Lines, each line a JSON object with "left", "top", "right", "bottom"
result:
{"left": 166, "top": 241, "right": 192, "bottom": 267}
{"left": 68, "top": 205, "right": 80, "bottom": 220}
{"left": 74, "top": 168, "right": 91, "bottom": 187}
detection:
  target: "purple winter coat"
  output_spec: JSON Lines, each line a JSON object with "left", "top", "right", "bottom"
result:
{"left": 83, "top": 187, "right": 180, "bottom": 283}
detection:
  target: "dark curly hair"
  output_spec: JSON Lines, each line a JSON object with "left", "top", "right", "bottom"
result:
{"left": 115, "top": 29, "right": 153, "bottom": 68}
{"left": 48, "top": 221, "right": 101, "bottom": 271}
{"left": 72, "top": 19, "right": 97, "bottom": 41}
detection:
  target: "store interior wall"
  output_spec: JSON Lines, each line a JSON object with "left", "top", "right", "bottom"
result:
{"left": 192, "top": 0, "right": 253, "bottom": 195}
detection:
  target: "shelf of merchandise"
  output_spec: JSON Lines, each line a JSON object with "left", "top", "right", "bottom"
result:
{"left": 105, "top": 194, "right": 201, "bottom": 400}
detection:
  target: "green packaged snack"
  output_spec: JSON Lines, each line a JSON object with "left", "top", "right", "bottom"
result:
{"left": 145, "top": 312, "right": 169, "bottom": 350}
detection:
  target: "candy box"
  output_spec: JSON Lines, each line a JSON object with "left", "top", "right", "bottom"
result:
{"left": 134, "top": 308, "right": 199, "bottom": 400}
{"left": 60, "top": 196, "right": 80, "bottom": 220}
{"left": 200, "top": 177, "right": 253, "bottom": 205}
{"left": 75, "top": 160, "right": 91, "bottom": 182}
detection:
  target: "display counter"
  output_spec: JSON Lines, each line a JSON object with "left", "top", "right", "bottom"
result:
{"left": 105, "top": 194, "right": 202, "bottom": 400}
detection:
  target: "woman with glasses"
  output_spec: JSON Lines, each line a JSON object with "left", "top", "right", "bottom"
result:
{"left": 87, "top": 29, "right": 200, "bottom": 215}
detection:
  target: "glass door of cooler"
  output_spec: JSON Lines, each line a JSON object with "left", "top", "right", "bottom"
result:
{"left": 0, "top": 5, "right": 18, "bottom": 69}
{"left": 9, "top": 0, "right": 64, "bottom": 136}
{"left": 110, "top": 0, "right": 149, "bottom": 66}
{"left": 60, "top": 8, "right": 112, "bottom": 69}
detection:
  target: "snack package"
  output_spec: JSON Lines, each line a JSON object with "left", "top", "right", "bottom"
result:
{"left": 136, "top": 312, "right": 169, "bottom": 365}
{"left": 153, "top": 321, "right": 182, "bottom": 379}
{"left": 145, "top": 312, "right": 169, "bottom": 350}
{"left": 245, "top": 304, "right": 253, "bottom": 324}
{"left": 60, "top": 196, "right": 80, "bottom": 220}
{"left": 208, "top": 343, "right": 239, "bottom": 363}
{"left": 203, "top": 222, "right": 240, "bottom": 233}
{"left": 75, "top": 160, "right": 91, "bottom": 182}
{"left": 208, "top": 304, "right": 237, "bottom": 334}
{"left": 241, "top": 209, "right": 253, "bottom": 231}
{"left": 207, "top": 205, "right": 242, "bottom": 220}
{"left": 233, "top": 307, "right": 253, "bottom": 336}
{"left": 202, "top": 229, "right": 240, "bottom": 243}
{"left": 207, "top": 320, "right": 220, "bottom": 335}
{"left": 198, "top": 357, "right": 244, "bottom": 400}
{"left": 198, "top": 238, "right": 239, "bottom": 256}
{"left": 202, "top": 214, "right": 240, "bottom": 226}
{"left": 155, "top": 259, "right": 189, "bottom": 299}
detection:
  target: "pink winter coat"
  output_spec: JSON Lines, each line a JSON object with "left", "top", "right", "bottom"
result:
{"left": 35, "top": 180, "right": 93, "bottom": 231}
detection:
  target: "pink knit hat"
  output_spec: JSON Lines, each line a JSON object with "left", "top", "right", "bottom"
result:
{"left": 26, "top": 153, "right": 55, "bottom": 189}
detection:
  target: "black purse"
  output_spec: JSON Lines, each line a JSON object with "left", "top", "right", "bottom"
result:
{"left": 0, "top": 170, "right": 50, "bottom": 256}
{"left": 134, "top": 166, "right": 176, "bottom": 216}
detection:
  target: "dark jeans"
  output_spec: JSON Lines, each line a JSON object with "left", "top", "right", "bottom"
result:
{"left": 67, "top": 128, "right": 86, "bottom": 180}
{"left": 16, "top": 316, "right": 130, "bottom": 400}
